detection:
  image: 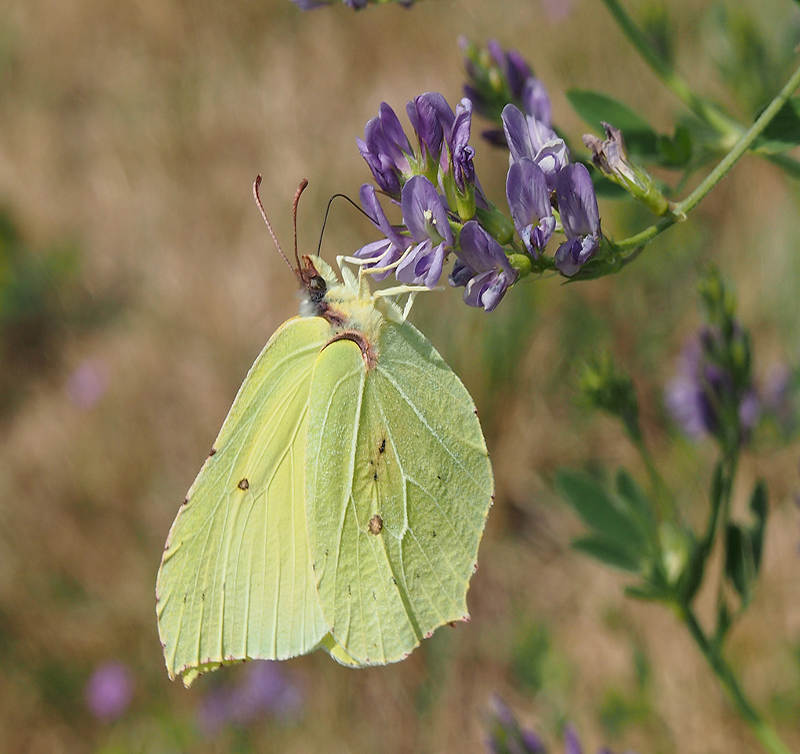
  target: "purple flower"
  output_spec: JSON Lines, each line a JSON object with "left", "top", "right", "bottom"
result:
{"left": 553, "top": 164, "right": 601, "bottom": 276}
{"left": 85, "top": 662, "right": 133, "bottom": 721}
{"left": 396, "top": 176, "right": 452, "bottom": 288}
{"left": 449, "top": 98, "right": 476, "bottom": 192}
{"left": 67, "top": 359, "right": 108, "bottom": 409}
{"left": 488, "top": 41, "right": 532, "bottom": 102}
{"left": 521, "top": 78, "right": 552, "bottom": 126}
{"left": 406, "top": 92, "right": 455, "bottom": 171}
{"left": 564, "top": 725, "right": 583, "bottom": 754}
{"left": 198, "top": 661, "right": 302, "bottom": 735}
{"left": 763, "top": 364, "right": 797, "bottom": 432}
{"left": 357, "top": 102, "right": 414, "bottom": 198}
{"left": 354, "top": 184, "right": 407, "bottom": 280}
{"left": 502, "top": 104, "right": 569, "bottom": 188}
{"left": 665, "top": 329, "right": 760, "bottom": 443}
{"left": 485, "top": 695, "right": 545, "bottom": 754}
{"left": 506, "top": 158, "right": 554, "bottom": 257}
{"left": 450, "top": 221, "right": 516, "bottom": 311}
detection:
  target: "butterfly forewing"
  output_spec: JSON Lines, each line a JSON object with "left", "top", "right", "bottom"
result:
{"left": 306, "top": 319, "right": 494, "bottom": 665}
{"left": 156, "top": 317, "right": 332, "bottom": 685}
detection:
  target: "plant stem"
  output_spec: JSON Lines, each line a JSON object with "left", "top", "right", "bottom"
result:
{"left": 681, "top": 606, "right": 792, "bottom": 754}
{"left": 612, "top": 59, "right": 800, "bottom": 254}
{"left": 676, "top": 61, "right": 800, "bottom": 215}
{"left": 599, "top": 0, "right": 742, "bottom": 142}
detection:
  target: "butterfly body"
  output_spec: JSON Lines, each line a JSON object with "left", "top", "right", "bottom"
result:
{"left": 156, "top": 255, "right": 493, "bottom": 685}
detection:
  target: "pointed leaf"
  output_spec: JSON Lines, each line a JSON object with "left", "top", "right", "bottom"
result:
{"left": 572, "top": 535, "right": 641, "bottom": 573}
{"left": 566, "top": 89, "right": 658, "bottom": 157}
{"left": 556, "top": 470, "right": 646, "bottom": 554}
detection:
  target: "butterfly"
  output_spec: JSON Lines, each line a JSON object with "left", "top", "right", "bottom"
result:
{"left": 155, "top": 177, "right": 494, "bottom": 685}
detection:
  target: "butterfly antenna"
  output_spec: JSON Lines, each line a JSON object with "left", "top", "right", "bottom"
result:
{"left": 253, "top": 175, "right": 298, "bottom": 280}
{"left": 316, "top": 193, "right": 374, "bottom": 257}
{"left": 292, "top": 178, "right": 308, "bottom": 271}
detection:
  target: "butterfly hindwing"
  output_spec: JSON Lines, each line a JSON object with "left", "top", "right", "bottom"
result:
{"left": 306, "top": 318, "right": 494, "bottom": 665}
{"left": 156, "top": 317, "right": 332, "bottom": 685}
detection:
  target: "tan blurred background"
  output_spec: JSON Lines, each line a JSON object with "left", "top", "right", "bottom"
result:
{"left": 1, "top": 0, "right": 799, "bottom": 751}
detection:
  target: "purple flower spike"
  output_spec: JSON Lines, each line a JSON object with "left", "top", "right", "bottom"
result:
{"left": 501, "top": 104, "right": 568, "bottom": 188}
{"left": 506, "top": 158, "right": 555, "bottom": 257}
{"left": 354, "top": 184, "right": 407, "bottom": 280}
{"left": 522, "top": 78, "right": 552, "bottom": 126}
{"left": 553, "top": 163, "right": 601, "bottom": 276}
{"left": 406, "top": 92, "right": 455, "bottom": 169}
{"left": 396, "top": 176, "right": 452, "bottom": 288}
{"left": 564, "top": 725, "right": 584, "bottom": 754}
{"left": 451, "top": 221, "right": 517, "bottom": 312}
{"left": 357, "top": 102, "right": 413, "bottom": 198}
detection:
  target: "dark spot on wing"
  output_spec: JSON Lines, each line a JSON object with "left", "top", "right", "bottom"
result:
{"left": 368, "top": 514, "right": 383, "bottom": 535}
{"left": 209, "top": 447, "right": 217, "bottom": 457}
{"left": 379, "top": 438, "right": 386, "bottom": 454}
{"left": 373, "top": 472, "right": 378, "bottom": 482}
{"left": 238, "top": 478, "right": 249, "bottom": 490}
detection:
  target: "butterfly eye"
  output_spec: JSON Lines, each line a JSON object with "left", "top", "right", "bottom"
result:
{"left": 308, "top": 275, "right": 327, "bottom": 303}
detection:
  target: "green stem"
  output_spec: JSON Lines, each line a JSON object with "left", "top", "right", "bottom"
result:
{"left": 676, "top": 61, "right": 800, "bottom": 215}
{"left": 681, "top": 606, "right": 791, "bottom": 754}
{"left": 600, "top": 0, "right": 742, "bottom": 142}
{"left": 612, "top": 59, "right": 800, "bottom": 254}
{"left": 628, "top": 429, "right": 675, "bottom": 523}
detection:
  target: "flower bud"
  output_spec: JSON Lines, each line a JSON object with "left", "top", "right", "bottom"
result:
{"left": 583, "top": 123, "right": 669, "bottom": 216}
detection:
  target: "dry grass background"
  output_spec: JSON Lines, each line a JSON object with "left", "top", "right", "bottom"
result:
{"left": 0, "top": 0, "right": 799, "bottom": 751}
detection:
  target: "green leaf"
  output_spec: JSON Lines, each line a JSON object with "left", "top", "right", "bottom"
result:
{"left": 572, "top": 536, "right": 640, "bottom": 573}
{"left": 755, "top": 96, "right": 800, "bottom": 152}
{"left": 678, "top": 540, "right": 707, "bottom": 604}
{"left": 722, "top": 479, "right": 769, "bottom": 608}
{"left": 765, "top": 152, "right": 800, "bottom": 180}
{"left": 592, "top": 175, "right": 629, "bottom": 199}
{"left": 556, "top": 470, "right": 645, "bottom": 553}
{"left": 724, "top": 523, "right": 753, "bottom": 603}
{"left": 566, "top": 89, "right": 658, "bottom": 157}
{"left": 656, "top": 125, "right": 693, "bottom": 167}
{"left": 748, "top": 479, "right": 768, "bottom": 575}
{"left": 615, "top": 469, "right": 655, "bottom": 531}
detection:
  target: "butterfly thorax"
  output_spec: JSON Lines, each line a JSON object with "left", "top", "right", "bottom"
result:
{"left": 299, "top": 255, "right": 385, "bottom": 368}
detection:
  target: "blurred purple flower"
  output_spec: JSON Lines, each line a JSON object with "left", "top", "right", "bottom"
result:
{"left": 357, "top": 102, "right": 413, "bottom": 198}
{"left": 354, "top": 184, "right": 407, "bottom": 280}
{"left": 450, "top": 221, "right": 517, "bottom": 312}
{"left": 553, "top": 163, "right": 601, "bottom": 276}
{"left": 763, "top": 364, "right": 797, "bottom": 433}
{"left": 521, "top": 78, "right": 552, "bottom": 127}
{"left": 665, "top": 329, "right": 760, "bottom": 443}
{"left": 506, "top": 158, "right": 554, "bottom": 257}
{"left": 564, "top": 725, "right": 583, "bottom": 754}
{"left": 198, "top": 661, "right": 303, "bottom": 735}
{"left": 502, "top": 104, "right": 568, "bottom": 189}
{"left": 396, "top": 175, "right": 453, "bottom": 288}
{"left": 541, "top": 0, "right": 573, "bottom": 21}
{"left": 85, "top": 661, "right": 133, "bottom": 721}
{"left": 485, "top": 695, "right": 545, "bottom": 754}
{"left": 67, "top": 359, "right": 108, "bottom": 409}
